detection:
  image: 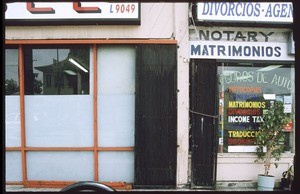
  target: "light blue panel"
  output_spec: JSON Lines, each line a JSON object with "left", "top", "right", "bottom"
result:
{"left": 98, "top": 95, "right": 135, "bottom": 147}
{"left": 97, "top": 45, "right": 136, "bottom": 95}
{"left": 25, "top": 95, "right": 93, "bottom": 147}
{"left": 97, "top": 46, "right": 135, "bottom": 147}
{"left": 6, "top": 151, "right": 22, "bottom": 181}
{"left": 98, "top": 151, "right": 134, "bottom": 182}
{"left": 5, "top": 96, "right": 21, "bottom": 147}
{"left": 26, "top": 151, "right": 94, "bottom": 181}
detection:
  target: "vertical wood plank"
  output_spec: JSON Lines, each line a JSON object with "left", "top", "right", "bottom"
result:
{"left": 93, "top": 44, "right": 99, "bottom": 181}
{"left": 18, "top": 45, "right": 27, "bottom": 182}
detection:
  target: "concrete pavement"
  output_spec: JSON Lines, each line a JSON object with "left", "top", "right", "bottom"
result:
{"left": 6, "top": 184, "right": 282, "bottom": 192}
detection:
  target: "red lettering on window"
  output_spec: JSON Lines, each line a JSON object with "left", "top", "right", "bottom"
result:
{"left": 26, "top": 3, "right": 55, "bottom": 14}
{"left": 73, "top": 2, "right": 101, "bottom": 13}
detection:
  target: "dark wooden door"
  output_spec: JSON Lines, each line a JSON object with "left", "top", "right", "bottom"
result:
{"left": 190, "top": 59, "right": 218, "bottom": 189}
{"left": 134, "top": 44, "right": 177, "bottom": 188}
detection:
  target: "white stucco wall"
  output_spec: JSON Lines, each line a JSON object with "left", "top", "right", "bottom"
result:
{"left": 173, "top": 3, "right": 190, "bottom": 188}
{"left": 217, "top": 153, "right": 294, "bottom": 182}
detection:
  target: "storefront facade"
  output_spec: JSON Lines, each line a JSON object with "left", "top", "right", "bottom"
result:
{"left": 189, "top": 2, "right": 295, "bottom": 188}
{"left": 5, "top": 2, "right": 295, "bottom": 190}
{"left": 5, "top": 2, "right": 190, "bottom": 189}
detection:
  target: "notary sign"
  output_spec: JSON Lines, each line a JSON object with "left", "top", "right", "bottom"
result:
{"left": 5, "top": 2, "right": 140, "bottom": 25}
{"left": 196, "top": 2, "right": 293, "bottom": 24}
{"left": 190, "top": 28, "right": 295, "bottom": 61}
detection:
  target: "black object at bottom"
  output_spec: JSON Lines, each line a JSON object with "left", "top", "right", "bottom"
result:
{"left": 60, "top": 181, "right": 116, "bottom": 192}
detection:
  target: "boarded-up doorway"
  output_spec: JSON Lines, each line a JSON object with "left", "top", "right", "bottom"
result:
{"left": 190, "top": 59, "right": 218, "bottom": 189}
{"left": 134, "top": 44, "right": 177, "bottom": 188}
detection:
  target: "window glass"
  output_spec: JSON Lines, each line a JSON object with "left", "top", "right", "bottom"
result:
{"left": 6, "top": 151, "right": 22, "bottom": 181}
{"left": 26, "top": 151, "right": 94, "bottom": 181}
{"left": 218, "top": 62, "right": 295, "bottom": 153}
{"left": 25, "top": 95, "right": 94, "bottom": 147}
{"left": 5, "top": 49, "right": 19, "bottom": 95}
{"left": 24, "top": 46, "right": 94, "bottom": 147}
{"left": 97, "top": 45, "right": 135, "bottom": 147}
{"left": 5, "top": 48, "right": 21, "bottom": 147}
{"left": 98, "top": 151, "right": 134, "bottom": 182}
{"left": 24, "top": 46, "right": 90, "bottom": 95}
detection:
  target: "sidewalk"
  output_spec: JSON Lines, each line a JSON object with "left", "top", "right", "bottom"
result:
{"left": 5, "top": 185, "right": 271, "bottom": 192}
{"left": 6, "top": 181, "right": 289, "bottom": 192}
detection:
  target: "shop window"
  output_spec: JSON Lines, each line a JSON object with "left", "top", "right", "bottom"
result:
{"left": 218, "top": 62, "right": 295, "bottom": 153}
{"left": 5, "top": 47, "right": 22, "bottom": 183}
{"left": 24, "top": 45, "right": 94, "bottom": 147}
{"left": 97, "top": 45, "right": 136, "bottom": 182}
{"left": 24, "top": 46, "right": 90, "bottom": 95}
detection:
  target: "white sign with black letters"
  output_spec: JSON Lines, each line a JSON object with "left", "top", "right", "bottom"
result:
{"left": 196, "top": 2, "right": 293, "bottom": 24}
{"left": 190, "top": 41, "right": 294, "bottom": 61}
{"left": 189, "top": 27, "right": 295, "bottom": 61}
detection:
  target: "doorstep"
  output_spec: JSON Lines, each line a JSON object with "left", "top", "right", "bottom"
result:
{"left": 216, "top": 180, "right": 257, "bottom": 189}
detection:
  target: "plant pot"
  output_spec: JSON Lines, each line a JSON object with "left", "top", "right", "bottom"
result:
{"left": 281, "top": 178, "right": 291, "bottom": 190}
{"left": 257, "top": 174, "right": 275, "bottom": 191}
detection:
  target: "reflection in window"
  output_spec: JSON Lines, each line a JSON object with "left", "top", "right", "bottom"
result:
{"left": 218, "top": 63, "right": 295, "bottom": 153}
{"left": 5, "top": 49, "right": 19, "bottom": 95}
{"left": 24, "top": 46, "right": 90, "bottom": 95}
{"left": 46, "top": 75, "right": 51, "bottom": 88}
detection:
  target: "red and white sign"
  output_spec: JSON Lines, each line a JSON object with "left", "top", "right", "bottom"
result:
{"left": 283, "top": 120, "right": 293, "bottom": 132}
{"left": 5, "top": 2, "right": 140, "bottom": 25}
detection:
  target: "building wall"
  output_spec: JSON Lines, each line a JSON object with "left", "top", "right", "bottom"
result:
{"left": 5, "top": 2, "right": 295, "bottom": 188}
{"left": 217, "top": 153, "right": 294, "bottom": 182}
{"left": 5, "top": 2, "right": 191, "bottom": 187}
{"left": 187, "top": 153, "right": 294, "bottom": 186}
{"left": 173, "top": 3, "right": 190, "bottom": 188}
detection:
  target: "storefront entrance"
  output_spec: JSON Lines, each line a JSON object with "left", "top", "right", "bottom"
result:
{"left": 189, "top": 59, "right": 218, "bottom": 189}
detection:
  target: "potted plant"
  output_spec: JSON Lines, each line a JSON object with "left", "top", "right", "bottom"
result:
{"left": 280, "top": 165, "right": 294, "bottom": 190}
{"left": 283, "top": 145, "right": 292, "bottom": 153}
{"left": 254, "top": 101, "right": 290, "bottom": 191}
